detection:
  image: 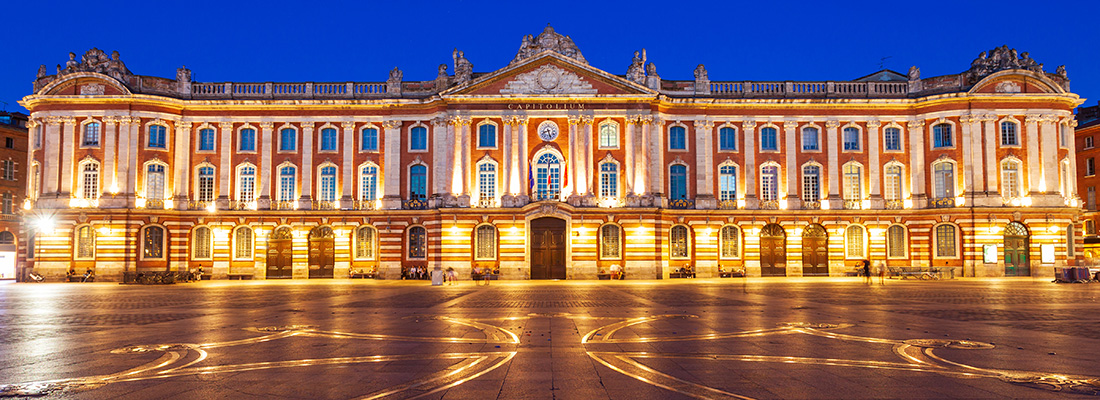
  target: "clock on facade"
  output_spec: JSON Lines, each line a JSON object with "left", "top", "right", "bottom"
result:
{"left": 537, "top": 120, "right": 559, "bottom": 141}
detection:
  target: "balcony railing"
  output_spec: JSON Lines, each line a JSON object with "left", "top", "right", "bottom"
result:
{"left": 802, "top": 200, "right": 821, "bottom": 210}
{"left": 885, "top": 199, "right": 904, "bottom": 210}
{"left": 230, "top": 201, "right": 254, "bottom": 210}
{"left": 708, "top": 80, "right": 908, "bottom": 98}
{"left": 760, "top": 200, "right": 780, "bottom": 210}
{"left": 843, "top": 200, "right": 861, "bottom": 210}
{"left": 144, "top": 199, "right": 165, "bottom": 210}
{"left": 188, "top": 200, "right": 212, "bottom": 211}
{"left": 930, "top": 197, "right": 956, "bottom": 208}
{"left": 403, "top": 198, "right": 428, "bottom": 210}
{"left": 312, "top": 201, "right": 336, "bottom": 211}
{"left": 476, "top": 198, "right": 496, "bottom": 208}
{"left": 717, "top": 199, "right": 739, "bottom": 210}
{"left": 353, "top": 200, "right": 376, "bottom": 210}
{"left": 191, "top": 81, "right": 389, "bottom": 100}
{"left": 272, "top": 201, "right": 296, "bottom": 210}
{"left": 668, "top": 198, "right": 695, "bottom": 209}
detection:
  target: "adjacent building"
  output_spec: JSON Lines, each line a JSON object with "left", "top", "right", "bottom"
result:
{"left": 20, "top": 27, "right": 1084, "bottom": 281}
{"left": 1075, "top": 102, "right": 1100, "bottom": 258}
{"left": 0, "top": 112, "right": 27, "bottom": 280}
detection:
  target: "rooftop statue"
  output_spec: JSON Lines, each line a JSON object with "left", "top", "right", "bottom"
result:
{"left": 453, "top": 48, "right": 473, "bottom": 85}
{"left": 967, "top": 45, "right": 1049, "bottom": 83}
{"left": 626, "top": 49, "right": 646, "bottom": 84}
{"left": 511, "top": 24, "right": 587, "bottom": 64}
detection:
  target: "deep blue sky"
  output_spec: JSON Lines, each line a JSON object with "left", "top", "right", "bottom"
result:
{"left": 4, "top": 0, "right": 1098, "bottom": 114}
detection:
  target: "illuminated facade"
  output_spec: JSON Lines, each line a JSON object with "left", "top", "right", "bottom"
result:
{"left": 1075, "top": 102, "right": 1100, "bottom": 258}
{"left": 21, "top": 29, "right": 1084, "bottom": 281}
{"left": 0, "top": 112, "right": 27, "bottom": 279}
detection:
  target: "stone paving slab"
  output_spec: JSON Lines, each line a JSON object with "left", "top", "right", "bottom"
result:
{"left": 0, "top": 278, "right": 1098, "bottom": 399}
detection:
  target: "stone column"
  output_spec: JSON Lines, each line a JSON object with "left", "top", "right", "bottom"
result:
{"left": 25, "top": 119, "right": 39, "bottom": 198}
{"left": 451, "top": 117, "right": 471, "bottom": 206}
{"left": 583, "top": 116, "right": 595, "bottom": 199}
{"left": 982, "top": 115, "right": 998, "bottom": 197}
{"left": 431, "top": 118, "right": 449, "bottom": 199}
{"left": 867, "top": 120, "right": 882, "bottom": 208}
{"left": 696, "top": 119, "right": 716, "bottom": 209}
{"left": 623, "top": 117, "right": 636, "bottom": 196}
{"left": 1039, "top": 115, "right": 1060, "bottom": 195}
{"left": 516, "top": 116, "right": 530, "bottom": 203}
{"left": 126, "top": 118, "right": 140, "bottom": 199}
{"left": 782, "top": 121, "right": 798, "bottom": 208}
{"left": 42, "top": 117, "right": 61, "bottom": 195}
{"left": 960, "top": 115, "right": 975, "bottom": 195}
{"left": 1067, "top": 118, "right": 1080, "bottom": 199}
{"left": 501, "top": 118, "right": 512, "bottom": 198}
{"left": 461, "top": 119, "right": 472, "bottom": 201}
{"left": 1025, "top": 115, "right": 1042, "bottom": 195}
{"left": 649, "top": 116, "right": 664, "bottom": 203}
{"left": 172, "top": 121, "right": 191, "bottom": 203}
{"left": 218, "top": 122, "right": 233, "bottom": 207}
{"left": 102, "top": 117, "right": 118, "bottom": 196}
{"left": 743, "top": 120, "right": 757, "bottom": 209}
{"left": 299, "top": 122, "right": 315, "bottom": 207}
{"left": 341, "top": 121, "right": 356, "bottom": 208}
{"left": 60, "top": 116, "right": 76, "bottom": 196}
{"left": 257, "top": 122, "right": 273, "bottom": 209}
{"left": 825, "top": 120, "right": 841, "bottom": 209}
{"left": 967, "top": 115, "right": 985, "bottom": 196}
{"left": 566, "top": 116, "right": 579, "bottom": 201}
{"left": 381, "top": 120, "right": 403, "bottom": 209}
{"left": 908, "top": 120, "right": 927, "bottom": 207}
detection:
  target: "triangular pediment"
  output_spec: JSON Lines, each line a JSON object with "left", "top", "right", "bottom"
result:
{"left": 443, "top": 52, "right": 656, "bottom": 97}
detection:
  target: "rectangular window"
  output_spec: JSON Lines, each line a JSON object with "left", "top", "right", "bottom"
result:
{"left": 478, "top": 163, "right": 496, "bottom": 203}
{"left": 669, "top": 126, "right": 686, "bottom": 150}
{"left": 238, "top": 167, "right": 255, "bottom": 202}
{"left": 1088, "top": 158, "right": 1096, "bottom": 176}
{"left": 82, "top": 122, "right": 100, "bottom": 147}
{"left": 1, "top": 160, "right": 13, "bottom": 180}
{"left": 4, "top": 137, "right": 13, "bottom": 149}
{"left": 279, "top": 168, "right": 296, "bottom": 202}
{"left": 600, "top": 163, "right": 618, "bottom": 198}
{"left": 360, "top": 166, "right": 377, "bottom": 201}
{"left": 410, "top": 127, "right": 427, "bottom": 151}
{"left": 883, "top": 127, "right": 901, "bottom": 151}
{"left": 280, "top": 129, "right": 296, "bottom": 151}
{"left": 761, "top": 166, "right": 778, "bottom": 201}
{"left": 475, "top": 226, "right": 496, "bottom": 260}
{"left": 1086, "top": 136, "right": 1095, "bottom": 150}
{"left": 884, "top": 166, "right": 902, "bottom": 201}
{"left": 802, "top": 128, "right": 819, "bottom": 151}
{"left": 718, "top": 127, "right": 736, "bottom": 151}
{"left": 600, "top": 225, "right": 621, "bottom": 259}
{"left": 320, "top": 128, "right": 338, "bottom": 151}
{"left": 1089, "top": 187, "right": 1096, "bottom": 211}
{"left": 199, "top": 128, "right": 216, "bottom": 151}
{"left": 760, "top": 127, "right": 777, "bottom": 151}
{"left": 198, "top": 168, "right": 215, "bottom": 202}
{"left": 842, "top": 127, "right": 860, "bottom": 151}
{"left": 148, "top": 125, "right": 167, "bottom": 149}
{"left": 600, "top": 123, "right": 619, "bottom": 149}
{"left": 802, "top": 167, "right": 820, "bottom": 203}
{"left": 1087, "top": 220, "right": 1096, "bottom": 235}
{"left": 936, "top": 225, "right": 956, "bottom": 257}
{"left": 478, "top": 125, "right": 496, "bottom": 148}
{"left": 239, "top": 128, "right": 256, "bottom": 152}
{"left": 361, "top": 128, "right": 378, "bottom": 151}
{"left": 2, "top": 193, "right": 11, "bottom": 215}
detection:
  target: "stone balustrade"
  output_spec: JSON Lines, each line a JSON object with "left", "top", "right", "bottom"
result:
{"left": 188, "top": 81, "right": 389, "bottom": 100}
{"left": 708, "top": 81, "right": 908, "bottom": 98}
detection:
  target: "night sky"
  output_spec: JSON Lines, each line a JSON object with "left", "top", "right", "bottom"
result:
{"left": 4, "top": 0, "right": 1098, "bottom": 113}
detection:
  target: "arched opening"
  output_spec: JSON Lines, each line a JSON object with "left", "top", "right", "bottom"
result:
{"left": 530, "top": 217, "right": 566, "bottom": 279}
{"left": 760, "top": 223, "right": 787, "bottom": 276}
{"left": 1004, "top": 222, "right": 1030, "bottom": 276}
{"left": 266, "top": 227, "right": 294, "bottom": 279}
{"left": 308, "top": 226, "right": 335, "bottom": 279}
{"left": 802, "top": 224, "right": 828, "bottom": 276}
{"left": 533, "top": 153, "right": 562, "bottom": 201}
{"left": 0, "top": 231, "right": 15, "bottom": 279}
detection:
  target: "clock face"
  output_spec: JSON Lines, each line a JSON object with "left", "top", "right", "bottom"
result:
{"left": 538, "top": 121, "right": 559, "bottom": 141}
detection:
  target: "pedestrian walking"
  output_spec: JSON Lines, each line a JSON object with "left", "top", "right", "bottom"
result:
{"left": 446, "top": 267, "right": 457, "bottom": 285}
{"left": 862, "top": 260, "right": 871, "bottom": 285}
{"left": 877, "top": 262, "right": 886, "bottom": 285}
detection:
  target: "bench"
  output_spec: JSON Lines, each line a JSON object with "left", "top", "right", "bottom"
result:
{"left": 888, "top": 266, "right": 943, "bottom": 280}
{"left": 669, "top": 272, "right": 695, "bottom": 279}
{"left": 719, "top": 271, "right": 745, "bottom": 278}
{"left": 349, "top": 273, "right": 375, "bottom": 279}
{"left": 227, "top": 274, "right": 253, "bottom": 280}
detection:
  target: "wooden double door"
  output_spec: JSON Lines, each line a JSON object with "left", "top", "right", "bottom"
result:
{"left": 760, "top": 224, "right": 787, "bottom": 276}
{"left": 530, "top": 217, "right": 566, "bottom": 280}
{"left": 1004, "top": 222, "right": 1030, "bottom": 277}
{"left": 801, "top": 224, "right": 829, "bottom": 276}
{"left": 309, "top": 226, "right": 335, "bottom": 279}
{"left": 266, "top": 227, "right": 294, "bottom": 279}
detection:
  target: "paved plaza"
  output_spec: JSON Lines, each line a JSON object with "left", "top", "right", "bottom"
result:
{"left": 0, "top": 277, "right": 1098, "bottom": 399}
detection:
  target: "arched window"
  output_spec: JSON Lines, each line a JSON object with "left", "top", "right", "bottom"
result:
{"left": 199, "top": 128, "right": 216, "bottom": 151}
{"left": 760, "top": 165, "right": 779, "bottom": 201}
{"left": 239, "top": 128, "right": 256, "bottom": 152}
{"left": 237, "top": 165, "right": 256, "bottom": 202}
{"left": 935, "top": 224, "right": 957, "bottom": 258}
{"left": 0, "top": 231, "right": 14, "bottom": 245}
{"left": 409, "top": 126, "right": 427, "bottom": 151}
{"left": 933, "top": 123, "right": 953, "bottom": 148}
{"left": 148, "top": 125, "right": 167, "bottom": 149}
{"left": 719, "top": 126, "right": 737, "bottom": 151}
{"left": 193, "top": 227, "right": 212, "bottom": 260}
{"left": 599, "top": 122, "right": 619, "bottom": 149}
{"left": 760, "top": 127, "right": 778, "bottom": 151}
{"left": 409, "top": 164, "right": 427, "bottom": 200}
{"left": 669, "top": 126, "right": 687, "bottom": 150}
{"left": 478, "top": 124, "right": 496, "bottom": 148}
{"left": 883, "top": 127, "right": 902, "bottom": 151}
{"left": 719, "top": 164, "right": 737, "bottom": 202}
{"left": 475, "top": 225, "right": 497, "bottom": 260}
{"left": 81, "top": 161, "right": 100, "bottom": 200}
{"left": 234, "top": 227, "right": 253, "bottom": 259}
{"left": 82, "top": 122, "right": 100, "bottom": 146}
{"left": 843, "top": 164, "right": 862, "bottom": 202}
{"left": 534, "top": 153, "right": 562, "bottom": 201}
{"left": 887, "top": 225, "right": 907, "bottom": 258}
{"left": 279, "top": 128, "right": 296, "bottom": 151}
{"left": 197, "top": 166, "right": 215, "bottom": 202}
{"left": 720, "top": 225, "right": 740, "bottom": 258}
{"left": 669, "top": 164, "right": 688, "bottom": 200}
{"left": 75, "top": 225, "right": 95, "bottom": 259}
{"left": 142, "top": 226, "right": 164, "bottom": 259}
{"left": 278, "top": 165, "right": 296, "bottom": 202}
{"left": 361, "top": 127, "right": 378, "bottom": 151}
{"left": 670, "top": 225, "right": 690, "bottom": 259}
{"left": 145, "top": 163, "right": 165, "bottom": 202}
{"left": 933, "top": 162, "right": 955, "bottom": 199}
{"left": 320, "top": 128, "right": 338, "bottom": 151}
{"left": 846, "top": 225, "right": 865, "bottom": 258}
{"left": 802, "top": 165, "right": 821, "bottom": 204}
{"left": 842, "top": 126, "right": 860, "bottom": 151}
{"left": 478, "top": 162, "right": 497, "bottom": 204}
{"left": 884, "top": 165, "right": 903, "bottom": 201}
{"left": 1001, "top": 159, "right": 1021, "bottom": 199}
{"left": 318, "top": 166, "right": 337, "bottom": 202}
{"left": 355, "top": 226, "right": 375, "bottom": 260}
{"left": 1001, "top": 121, "right": 1019, "bottom": 146}
{"left": 802, "top": 127, "right": 819, "bottom": 151}
{"left": 407, "top": 226, "right": 426, "bottom": 259}
{"left": 359, "top": 164, "right": 377, "bottom": 201}
{"left": 599, "top": 162, "right": 618, "bottom": 199}
{"left": 600, "top": 224, "right": 621, "bottom": 259}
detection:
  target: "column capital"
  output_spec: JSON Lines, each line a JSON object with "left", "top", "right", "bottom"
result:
{"left": 865, "top": 120, "right": 881, "bottom": 128}
{"left": 979, "top": 114, "right": 998, "bottom": 123}
{"left": 824, "top": 120, "right": 840, "bottom": 129}
{"left": 430, "top": 118, "right": 448, "bottom": 128}
{"left": 61, "top": 116, "right": 77, "bottom": 125}
{"left": 300, "top": 121, "right": 316, "bottom": 130}
{"left": 580, "top": 115, "right": 594, "bottom": 126}
{"left": 695, "top": 120, "right": 715, "bottom": 130}
{"left": 1067, "top": 118, "right": 1079, "bottom": 128}
{"left": 117, "top": 116, "right": 134, "bottom": 125}
{"left": 45, "top": 116, "right": 62, "bottom": 125}
{"left": 26, "top": 119, "right": 39, "bottom": 129}
{"left": 567, "top": 115, "right": 582, "bottom": 125}
{"left": 906, "top": 120, "right": 925, "bottom": 130}
{"left": 258, "top": 122, "right": 275, "bottom": 130}
{"left": 382, "top": 120, "right": 403, "bottom": 130}
{"left": 218, "top": 121, "right": 234, "bottom": 130}
{"left": 515, "top": 116, "right": 529, "bottom": 125}
{"left": 102, "top": 116, "right": 118, "bottom": 124}
{"left": 782, "top": 120, "right": 799, "bottom": 130}
{"left": 741, "top": 120, "right": 757, "bottom": 129}
{"left": 341, "top": 121, "right": 357, "bottom": 130}
{"left": 177, "top": 121, "right": 193, "bottom": 130}
{"left": 1024, "top": 114, "right": 1044, "bottom": 124}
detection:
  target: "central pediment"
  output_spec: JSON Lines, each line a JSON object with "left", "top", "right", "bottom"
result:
{"left": 443, "top": 52, "right": 656, "bottom": 97}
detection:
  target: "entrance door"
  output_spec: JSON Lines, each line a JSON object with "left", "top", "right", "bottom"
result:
{"left": 802, "top": 224, "right": 829, "bottom": 276}
{"left": 1004, "top": 222, "right": 1030, "bottom": 276}
{"left": 759, "top": 223, "right": 787, "bottom": 276}
{"left": 266, "top": 227, "right": 294, "bottom": 279}
{"left": 530, "top": 217, "right": 566, "bottom": 279}
{"left": 308, "top": 226, "right": 335, "bottom": 279}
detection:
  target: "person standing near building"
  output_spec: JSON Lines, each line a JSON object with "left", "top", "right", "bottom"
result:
{"left": 862, "top": 260, "right": 871, "bottom": 285}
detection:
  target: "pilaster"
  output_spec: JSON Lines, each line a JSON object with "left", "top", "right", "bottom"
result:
{"left": 431, "top": 118, "right": 449, "bottom": 198}
{"left": 516, "top": 116, "right": 530, "bottom": 203}
{"left": 381, "top": 119, "right": 403, "bottom": 209}
{"left": 782, "top": 120, "right": 799, "bottom": 209}
{"left": 42, "top": 117, "right": 61, "bottom": 195}
{"left": 695, "top": 119, "right": 716, "bottom": 209}
{"left": 981, "top": 115, "right": 998, "bottom": 197}
{"left": 102, "top": 117, "right": 118, "bottom": 196}
{"left": 299, "top": 122, "right": 315, "bottom": 207}
{"left": 967, "top": 115, "right": 985, "bottom": 195}
{"left": 500, "top": 118, "right": 512, "bottom": 197}
{"left": 60, "top": 116, "right": 76, "bottom": 196}
{"left": 583, "top": 116, "right": 594, "bottom": 198}
{"left": 623, "top": 117, "right": 636, "bottom": 196}
{"left": 742, "top": 120, "right": 757, "bottom": 208}
{"left": 218, "top": 121, "right": 233, "bottom": 205}
{"left": 649, "top": 116, "right": 664, "bottom": 204}
{"left": 825, "top": 120, "right": 842, "bottom": 209}
{"left": 172, "top": 121, "right": 191, "bottom": 203}
{"left": 257, "top": 122, "right": 273, "bottom": 209}
{"left": 907, "top": 120, "right": 926, "bottom": 207}
{"left": 960, "top": 115, "right": 974, "bottom": 195}
{"left": 1025, "top": 114, "right": 1042, "bottom": 195}
{"left": 867, "top": 120, "right": 883, "bottom": 208}
{"left": 1039, "top": 115, "right": 1059, "bottom": 195}
{"left": 340, "top": 121, "right": 356, "bottom": 209}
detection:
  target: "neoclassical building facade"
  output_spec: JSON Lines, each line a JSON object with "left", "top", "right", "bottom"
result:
{"left": 20, "top": 28, "right": 1084, "bottom": 281}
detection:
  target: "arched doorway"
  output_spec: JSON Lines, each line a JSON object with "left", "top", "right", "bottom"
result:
{"left": 802, "top": 224, "right": 829, "bottom": 276}
{"left": 266, "top": 227, "right": 294, "bottom": 279}
{"left": 530, "top": 217, "right": 566, "bottom": 279}
{"left": 1004, "top": 222, "right": 1030, "bottom": 276}
{"left": 309, "top": 226, "right": 335, "bottom": 279}
{"left": 760, "top": 223, "right": 787, "bottom": 276}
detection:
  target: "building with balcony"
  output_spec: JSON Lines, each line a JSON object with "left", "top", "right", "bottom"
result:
{"left": 20, "top": 27, "right": 1083, "bottom": 281}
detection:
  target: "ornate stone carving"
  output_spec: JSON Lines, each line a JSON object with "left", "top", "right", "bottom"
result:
{"left": 453, "top": 49, "right": 473, "bottom": 85}
{"left": 742, "top": 120, "right": 757, "bottom": 129}
{"left": 908, "top": 66, "right": 920, "bottom": 81}
{"left": 645, "top": 62, "right": 660, "bottom": 90}
{"left": 907, "top": 120, "right": 924, "bottom": 130}
{"left": 79, "top": 84, "right": 105, "bottom": 95}
{"left": 626, "top": 49, "right": 646, "bottom": 84}
{"left": 434, "top": 64, "right": 449, "bottom": 91}
{"left": 866, "top": 120, "right": 881, "bottom": 128}
{"left": 37, "top": 64, "right": 46, "bottom": 79}
{"left": 1056, "top": 65, "right": 1067, "bottom": 78}
{"left": 967, "top": 45, "right": 1045, "bottom": 83}
{"left": 341, "top": 121, "right": 357, "bottom": 130}
{"left": 825, "top": 120, "right": 840, "bottom": 129}
{"left": 782, "top": 121, "right": 799, "bottom": 130}
{"left": 695, "top": 120, "right": 714, "bottom": 130}
{"left": 512, "top": 25, "right": 587, "bottom": 64}
{"left": 382, "top": 120, "right": 403, "bottom": 130}
{"left": 499, "top": 64, "right": 596, "bottom": 95}
{"left": 430, "top": 118, "right": 447, "bottom": 128}
{"left": 994, "top": 81, "right": 1021, "bottom": 93}
{"left": 694, "top": 64, "right": 710, "bottom": 95}
{"left": 387, "top": 67, "right": 402, "bottom": 96}
{"left": 176, "top": 66, "right": 191, "bottom": 83}
{"left": 258, "top": 122, "right": 274, "bottom": 130}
